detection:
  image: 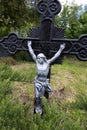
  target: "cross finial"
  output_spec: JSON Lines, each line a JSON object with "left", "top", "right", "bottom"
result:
{"left": 37, "top": 0, "right": 61, "bottom": 22}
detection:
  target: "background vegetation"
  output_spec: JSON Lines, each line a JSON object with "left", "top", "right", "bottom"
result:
{"left": 0, "top": 0, "right": 87, "bottom": 38}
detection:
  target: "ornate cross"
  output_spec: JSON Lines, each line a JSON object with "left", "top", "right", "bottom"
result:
{"left": 0, "top": 0, "right": 87, "bottom": 61}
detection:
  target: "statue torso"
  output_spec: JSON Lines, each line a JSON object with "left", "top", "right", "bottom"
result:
{"left": 36, "top": 61, "right": 49, "bottom": 81}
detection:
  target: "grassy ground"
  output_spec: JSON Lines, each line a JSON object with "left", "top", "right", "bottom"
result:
{"left": 11, "top": 56, "right": 87, "bottom": 105}
{"left": 1, "top": 56, "right": 87, "bottom": 130}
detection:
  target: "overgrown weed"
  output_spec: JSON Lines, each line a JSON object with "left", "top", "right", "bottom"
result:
{"left": 0, "top": 58, "right": 87, "bottom": 130}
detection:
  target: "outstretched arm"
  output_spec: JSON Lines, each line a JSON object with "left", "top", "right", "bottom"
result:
{"left": 48, "top": 43, "right": 65, "bottom": 64}
{"left": 27, "top": 41, "right": 36, "bottom": 62}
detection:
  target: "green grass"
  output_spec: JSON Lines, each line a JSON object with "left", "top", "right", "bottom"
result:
{"left": 0, "top": 57, "right": 87, "bottom": 130}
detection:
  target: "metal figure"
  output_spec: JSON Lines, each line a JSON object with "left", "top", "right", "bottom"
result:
{"left": 28, "top": 40, "right": 65, "bottom": 114}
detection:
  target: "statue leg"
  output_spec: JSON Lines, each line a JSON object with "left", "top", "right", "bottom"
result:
{"left": 44, "top": 79, "right": 52, "bottom": 100}
{"left": 44, "top": 66, "right": 51, "bottom": 100}
{"left": 34, "top": 82, "right": 44, "bottom": 114}
{"left": 44, "top": 91, "right": 49, "bottom": 99}
{"left": 34, "top": 97, "right": 43, "bottom": 114}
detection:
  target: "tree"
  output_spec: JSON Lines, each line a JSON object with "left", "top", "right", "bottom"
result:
{"left": 79, "top": 11, "right": 87, "bottom": 34}
{"left": 55, "top": 2, "right": 85, "bottom": 38}
{"left": 0, "top": 0, "right": 39, "bottom": 36}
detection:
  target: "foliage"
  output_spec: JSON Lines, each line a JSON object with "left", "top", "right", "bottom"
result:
{"left": 13, "top": 51, "right": 31, "bottom": 62}
{"left": 0, "top": 0, "right": 87, "bottom": 38}
{"left": 55, "top": 2, "right": 87, "bottom": 38}
{"left": 0, "top": 0, "right": 28, "bottom": 36}
{"left": 79, "top": 11, "right": 87, "bottom": 34}
{"left": 0, "top": 0, "right": 39, "bottom": 37}
{"left": 0, "top": 63, "right": 14, "bottom": 81}
{"left": 71, "top": 93, "right": 87, "bottom": 111}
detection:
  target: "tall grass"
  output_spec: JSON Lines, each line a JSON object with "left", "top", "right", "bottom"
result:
{"left": 0, "top": 57, "right": 87, "bottom": 130}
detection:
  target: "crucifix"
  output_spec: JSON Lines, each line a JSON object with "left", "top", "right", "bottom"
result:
{"left": 0, "top": 0, "right": 87, "bottom": 114}
{"left": 27, "top": 40, "right": 65, "bottom": 114}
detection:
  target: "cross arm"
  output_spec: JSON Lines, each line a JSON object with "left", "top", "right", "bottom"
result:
{"left": 0, "top": 33, "right": 40, "bottom": 56}
{"left": 51, "top": 34, "right": 87, "bottom": 61}
{"left": 48, "top": 43, "right": 65, "bottom": 64}
{"left": 0, "top": 33, "right": 87, "bottom": 61}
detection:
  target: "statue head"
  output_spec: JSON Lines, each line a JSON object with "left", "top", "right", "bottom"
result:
{"left": 37, "top": 53, "right": 47, "bottom": 64}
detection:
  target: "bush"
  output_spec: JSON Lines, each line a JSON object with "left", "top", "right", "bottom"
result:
{"left": 13, "top": 51, "right": 32, "bottom": 62}
{"left": 0, "top": 97, "right": 32, "bottom": 130}
{"left": 71, "top": 93, "right": 87, "bottom": 111}
{"left": 0, "top": 63, "right": 13, "bottom": 81}
{"left": 0, "top": 79, "right": 12, "bottom": 101}
{"left": 0, "top": 63, "right": 34, "bottom": 83}
{"left": 0, "top": 97, "right": 87, "bottom": 130}
{"left": 0, "top": 63, "right": 20, "bottom": 82}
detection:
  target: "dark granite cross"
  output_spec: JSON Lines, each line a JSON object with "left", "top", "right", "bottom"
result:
{"left": 0, "top": 0, "right": 87, "bottom": 61}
